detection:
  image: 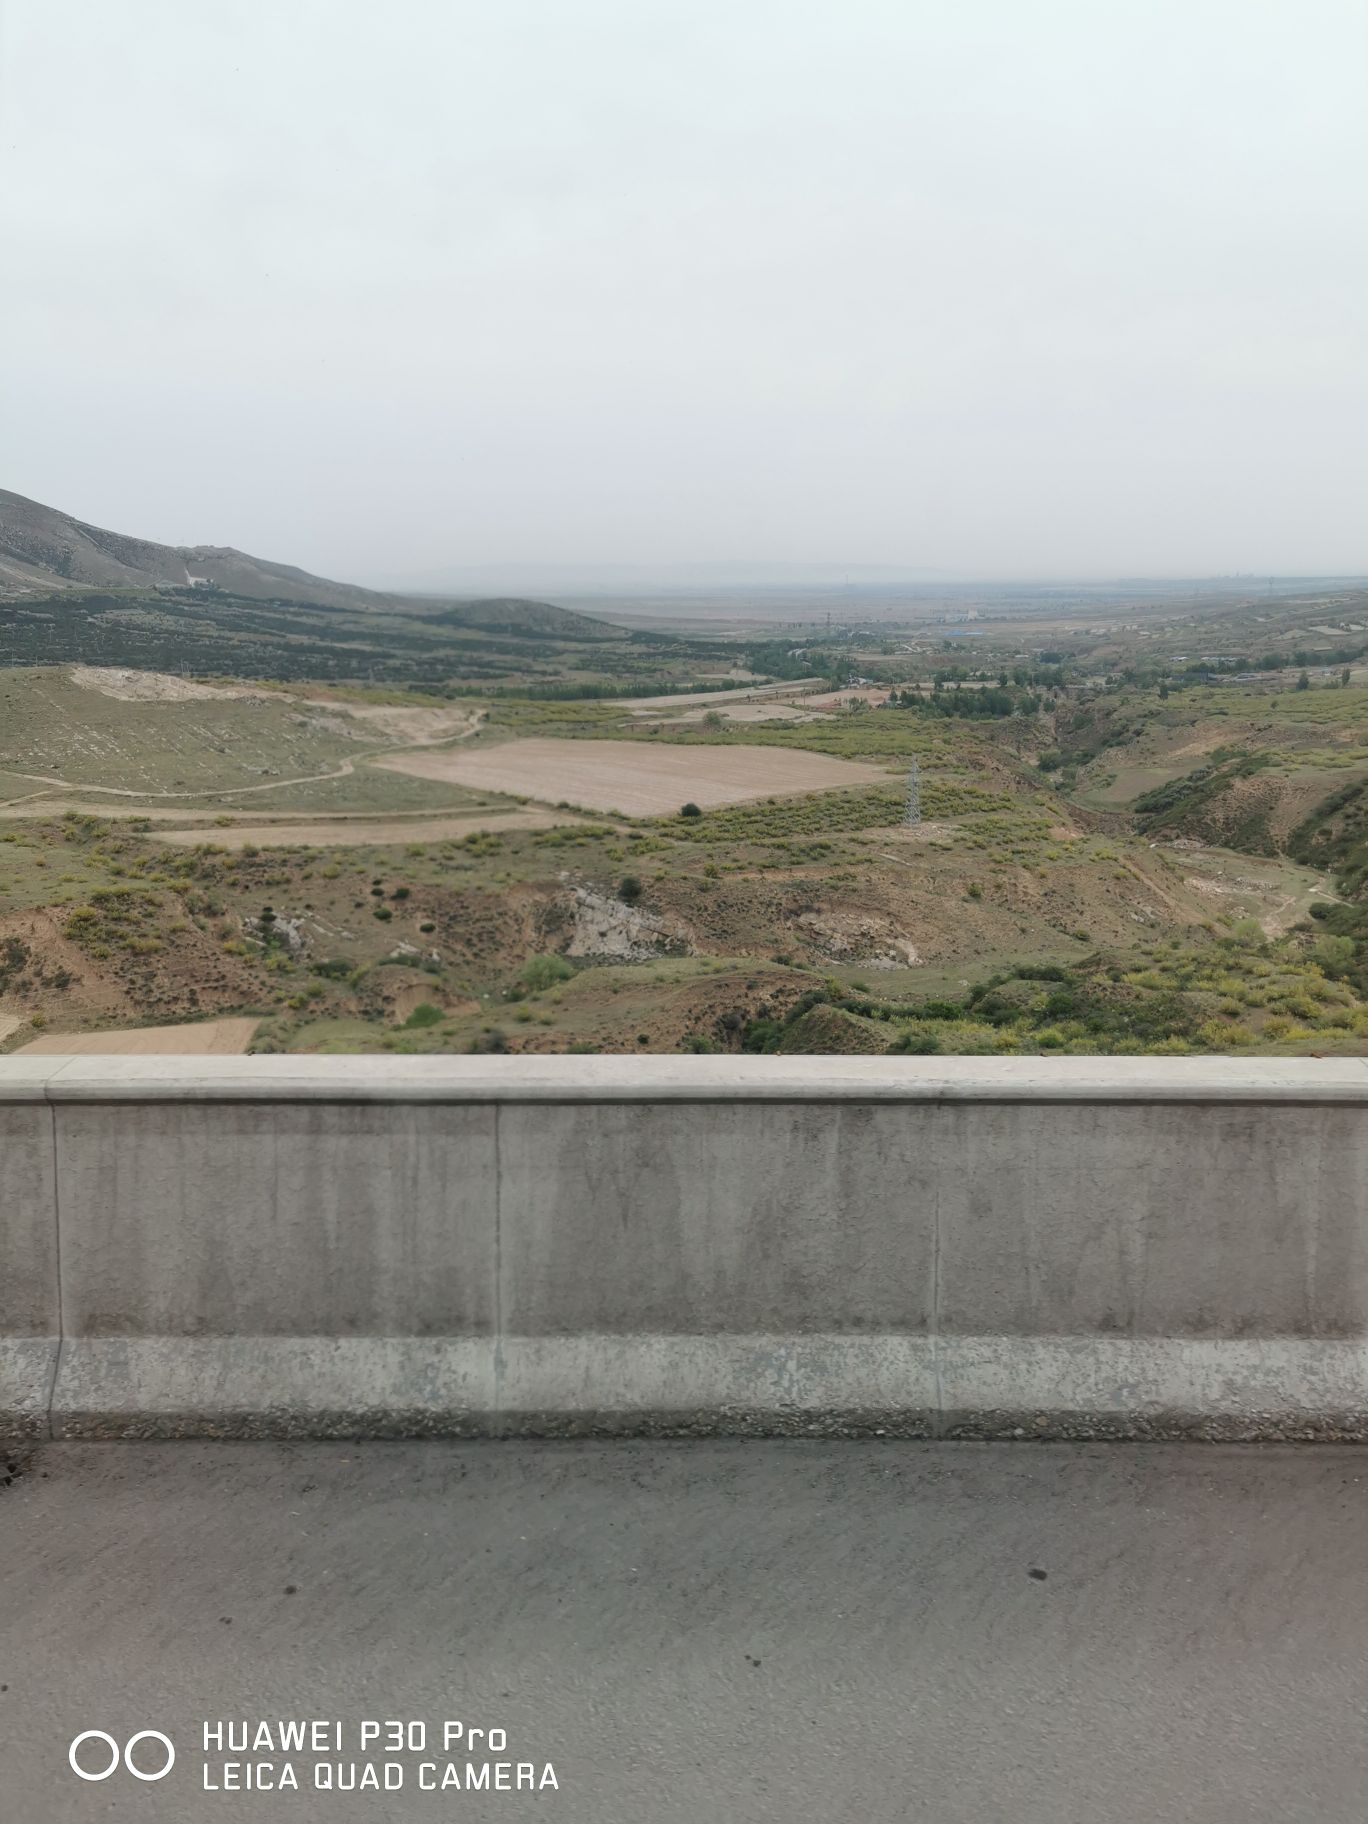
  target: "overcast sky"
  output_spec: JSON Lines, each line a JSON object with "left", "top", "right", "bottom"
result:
{"left": 1, "top": 0, "right": 1364, "bottom": 584}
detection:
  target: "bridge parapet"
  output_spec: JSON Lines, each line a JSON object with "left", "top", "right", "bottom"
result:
{"left": 4, "top": 1056, "right": 1367, "bottom": 1440}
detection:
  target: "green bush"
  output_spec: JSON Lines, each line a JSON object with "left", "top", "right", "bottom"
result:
{"left": 1314, "top": 935, "right": 1355, "bottom": 975}
{"left": 405, "top": 1003, "right": 443, "bottom": 1028}
{"left": 521, "top": 953, "right": 575, "bottom": 992}
{"left": 889, "top": 1030, "right": 941, "bottom": 1054}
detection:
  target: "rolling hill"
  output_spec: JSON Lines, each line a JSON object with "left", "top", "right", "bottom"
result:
{"left": 0, "top": 489, "right": 612, "bottom": 637}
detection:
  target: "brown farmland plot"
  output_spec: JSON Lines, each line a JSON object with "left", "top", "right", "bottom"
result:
{"left": 374, "top": 737, "right": 890, "bottom": 816}
{"left": 18, "top": 1017, "right": 260, "bottom": 1055}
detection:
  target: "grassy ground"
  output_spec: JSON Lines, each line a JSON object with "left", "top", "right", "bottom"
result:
{"left": 0, "top": 793, "right": 1345, "bottom": 1058}
{"left": 4, "top": 659, "right": 1368, "bottom": 1057}
{"left": 147, "top": 768, "right": 499, "bottom": 815}
{"left": 0, "top": 668, "right": 380, "bottom": 792}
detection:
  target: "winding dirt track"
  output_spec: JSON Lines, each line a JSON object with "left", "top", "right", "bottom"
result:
{"left": 147, "top": 809, "right": 566, "bottom": 849}
{"left": 0, "top": 676, "right": 486, "bottom": 806}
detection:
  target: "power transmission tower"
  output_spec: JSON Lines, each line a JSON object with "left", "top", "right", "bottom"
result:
{"left": 905, "top": 758, "right": 921, "bottom": 825}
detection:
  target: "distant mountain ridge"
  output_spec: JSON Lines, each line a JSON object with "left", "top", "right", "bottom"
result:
{"left": 388, "top": 559, "right": 955, "bottom": 595}
{"left": 0, "top": 490, "right": 613, "bottom": 637}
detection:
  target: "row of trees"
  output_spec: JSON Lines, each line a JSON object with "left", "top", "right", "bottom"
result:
{"left": 883, "top": 681, "right": 1045, "bottom": 720}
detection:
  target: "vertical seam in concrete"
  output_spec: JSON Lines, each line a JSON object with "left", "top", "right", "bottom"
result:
{"left": 492, "top": 1101, "right": 504, "bottom": 1433}
{"left": 45, "top": 1096, "right": 63, "bottom": 1441}
{"left": 930, "top": 1101, "right": 944, "bottom": 1438}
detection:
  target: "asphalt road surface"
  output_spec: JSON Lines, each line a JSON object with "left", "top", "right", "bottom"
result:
{"left": 4, "top": 1440, "right": 1368, "bottom": 1821}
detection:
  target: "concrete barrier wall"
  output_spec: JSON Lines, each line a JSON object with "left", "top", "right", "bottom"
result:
{"left": 0, "top": 1075, "right": 61, "bottom": 1438}
{"left": 5, "top": 1055, "right": 1368, "bottom": 1440}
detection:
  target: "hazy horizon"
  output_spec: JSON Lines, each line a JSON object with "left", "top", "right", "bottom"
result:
{"left": 382, "top": 559, "right": 1368, "bottom": 599}
{"left": 3, "top": 0, "right": 1364, "bottom": 581}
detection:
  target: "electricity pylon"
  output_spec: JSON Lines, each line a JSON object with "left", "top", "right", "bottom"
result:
{"left": 905, "top": 759, "right": 921, "bottom": 825}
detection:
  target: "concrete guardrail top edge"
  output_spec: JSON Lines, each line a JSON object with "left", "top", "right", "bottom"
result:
{"left": 1, "top": 1054, "right": 1368, "bottom": 1103}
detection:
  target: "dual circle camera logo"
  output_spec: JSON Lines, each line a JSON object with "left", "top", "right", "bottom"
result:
{"left": 69, "top": 1730, "right": 176, "bottom": 1783}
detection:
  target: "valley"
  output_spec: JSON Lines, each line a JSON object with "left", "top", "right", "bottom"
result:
{"left": 4, "top": 499, "right": 1368, "bottom": 1059}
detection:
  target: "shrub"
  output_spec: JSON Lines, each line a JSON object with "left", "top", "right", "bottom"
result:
{"left": 680, "top": 802, "right": 703, "bottom": 818}
{"left": 1314, "top": 934, "right": 1355, "bottom": 975}
{"left": 521, "top": 954, "right": 575, "bottom": 992}
{"left": 405, "top": 1002, "right": 443, "bottom": 1028}
{"left": 373, "top": 906, "right": 393, "bottom": 921}
{"left": 890, "top": 1030, "right": 940, "bottom": 1054}
{"left": 618, "top": 875, "right": 643, "bottom": 904}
